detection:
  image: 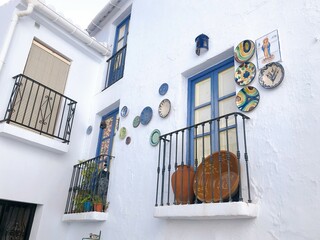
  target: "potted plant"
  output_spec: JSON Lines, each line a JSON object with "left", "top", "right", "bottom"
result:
{"left": 93, "top": 195, "right": 103, "bottom": 212}
{"left": 81, "top": 193, "right": 92, "bottom": 212}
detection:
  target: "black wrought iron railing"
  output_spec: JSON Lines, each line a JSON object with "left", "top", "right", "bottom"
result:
{"left": 2, "top": 74, "right": 77, "bottom": 143}
{"left": 104, "top": 45, "right": 127, "bottom": 89}
{"left": 64, "top": 155, "right": 114, "bottom": 214}
{"left": 155, "top": 112, "right": 252, "bottom": 206}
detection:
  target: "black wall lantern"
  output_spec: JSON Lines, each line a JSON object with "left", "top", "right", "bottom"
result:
{"left": 195, "top": 34, "right": 209, "bottom": 56}
{"left": 100, "top": 120, "right": 106, "bottom": 129}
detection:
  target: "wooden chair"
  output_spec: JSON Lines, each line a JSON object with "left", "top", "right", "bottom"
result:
{"left": 82, "top": 231, "right": 101, "bottom": 240}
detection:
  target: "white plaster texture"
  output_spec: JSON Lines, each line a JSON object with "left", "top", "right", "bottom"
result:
{"left": 0, "top": 0, "right": 320, "bottom": 240}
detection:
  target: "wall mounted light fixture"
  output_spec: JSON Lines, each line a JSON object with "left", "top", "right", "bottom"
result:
{"left": 195, "top": 34, "right": 209, "bottom": 56}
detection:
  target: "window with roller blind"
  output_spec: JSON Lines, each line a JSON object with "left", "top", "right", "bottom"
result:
{"left": 188, "top": 57, "right": 237, "bottom": 163}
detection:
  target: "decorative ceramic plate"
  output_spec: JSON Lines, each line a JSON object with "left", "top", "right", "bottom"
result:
{"left": 86, "top": 125, "right": 92, "bottom": 135}
{"left": 119, "top": 127, "right": 127, "bottom": 139}
{"left": 121, "top": 106, "right": 129, "bottom": 117}
{"left": 236, "top": 86, "right": 260, "bottom": 112}
{"left": 234, "top": 62, "right": 256, "bottom": 86}
{"left": 234, "top": 39, "right": 255, "bottom": 63}
{"left": 159, "top": 83, "right": 169, "bottom": 96}
{"left": 125, "top": 136, "right": 131, "bottom": 145}
{"left": 132, "top": 116, "right": 140, "bottom": 128}
{"left": 158, "top": 99, "right": 171, "bottom": 118}
{"left": 258, "top": 62, "right": 285, "bottom": 89}
{"left": 150, "top": 129, "right": 161, "bottom": 146}
{"left": 193, "top": 151, "right": 239, "bottom": 203}
{"left": 140, "top": 107, "right": 153, "bottom": 125}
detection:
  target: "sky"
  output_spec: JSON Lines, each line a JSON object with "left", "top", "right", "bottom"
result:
{"left": 0, "top": 0, "right": 108, "bottom": 30}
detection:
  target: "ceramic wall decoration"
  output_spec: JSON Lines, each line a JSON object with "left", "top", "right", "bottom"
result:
{"left": 132, "top": 116, "right": 140, "bottom": 128}
{"left": 255, "top": 29, "right": 282, "bottom": 69}
{"left": 159, "top": 83, "right": 169, "bottom": 96}
{"left": 121, "top": 106, "right": 129, "bottom": 117}
{"left": 234, "top": 62, "right": 256, "bottom": 86}
{"left": 258, "top": 62, "right": 285, "bottom": 89}
{"left": 158, "top": 99, "right": 171, "bottom": 118}
{"left": 140, "top": 106, "right": 153, "bottom": 125}
{"left": 125, "top": 136, "right": 131, "bottom": 145}
{"left": 234, "top": 39, "right": 255, "bottom": 63}
{"left": 150, "top": 129, "right": 161, "bottom": 146}
{"left": 119, "top": 127, "right": 127, "bottom": 139}
{"left": 236, "top": 86, "right": 260, "bottom": 112}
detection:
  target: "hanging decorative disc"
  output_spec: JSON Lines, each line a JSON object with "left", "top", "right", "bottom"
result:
{"left": 121, "top": 106, "right": 129, "bottom": 117}
{"left": 150, "top": 129, "right": 161, "bottom": 146}
{"left": 234, "top": 62, "right": 256, "bottom": 86}
{"left": 140, "top": 107, "right": 153, "bottom": 125}
{"left": 234, "top": 39, "right": 255, "bottom": 63}
{"left": 119, "top": 127, "right": 127, "bottom": 139}
{"left": 258, "top": 62, "right": 285, "bottom": 89}
{"left": 236, "top": 86, "right": 260, "bottom": 112}
{"left": 132, "top": 116, "right": 140, "bottom": 128}
{"left": 158, "top": 99, "right": 171, "bottom": 118}
{"left": 159, "top": 83, "right": 169, "bottom": 96}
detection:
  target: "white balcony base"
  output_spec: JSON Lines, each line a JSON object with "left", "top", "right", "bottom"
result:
{"left": 154, "top": 202, "right": 258, "bottom": 220}
{"left": 62, "top": 212, "right": 108, "bottom": 222}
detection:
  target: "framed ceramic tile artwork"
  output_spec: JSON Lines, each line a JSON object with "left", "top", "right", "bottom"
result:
{"left": 255, "top": 30, "right": 282, "bottom": 69}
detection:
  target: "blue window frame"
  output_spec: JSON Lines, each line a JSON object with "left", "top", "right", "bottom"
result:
{"left": 105, "top": 15, "right": 130, "bottom": 88}
{"left": 96, "top": 109, "right": 119, "bottom": 157}
{"left": 187, "top": 57, "right": 236, "bottom": 163}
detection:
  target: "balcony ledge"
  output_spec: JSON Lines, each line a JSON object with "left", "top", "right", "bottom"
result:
{"left": 62, "top": 212, "right": 108, "bottom": 222}
{"left": 0, "top": 122, "right": 69, "bottom": 153}
{"left": 154, "top": 202, "right": 258, "bottom": 220}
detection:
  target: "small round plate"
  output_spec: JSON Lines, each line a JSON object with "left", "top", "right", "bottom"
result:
{"left": 119, "top": 127, "right": 127, "bottom": 139}
{"left": 150, "top": 129, "right": 161, "bottom": 146}
{"left": 234, "top": 39, "right": 255, "bottom": 63}
{"left": 121, "top": 106, "right": 129, "bottom": 117}
{"left": 236, "top": 86, "right": 260, "bottom": 112}
{"left": 158, "top": 99, "right": 171, "bottom": 118}
{"left": 132, "top": 116, "right": 140, "bottom": 128}
{"left": 125, "top": 136, "right": 131, "bottom": 145}
{"left": 258, "top": 62, "right": 285, "bottom": 89}
{"left": 234, "top": 62, "right": 256, "bottom": 86}
{"left": 159, "top": 83, "right": 169, "bottom": 96}
{"left": 140, "top": 107, "right": 153, "bottom": 125}
{"left": 86, "top": 125, "right": 93, "bottom": 135}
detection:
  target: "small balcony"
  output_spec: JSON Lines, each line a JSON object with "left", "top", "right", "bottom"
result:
{"left": 104, "top": 45, "right": 127, "bottom": 89}
{"left": 154, "top": 112, "right": 258, "bottom": 219}
{"left": 63, "top": 155, "right": 113, "bottom": 221}
{"left": 2, "top": 74, "right": 77, "bottom": 143}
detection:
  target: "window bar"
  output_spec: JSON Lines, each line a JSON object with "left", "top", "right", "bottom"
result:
{"left": 173, "top": 132, "right": 178, "bottom": 205}
{"left": 217, "top": 118, "right": 223, "bottom": 202}
{"left": 39, "top": 89, "right": 52, "bottom": 133}
{"left": 234, "top": 114, "right": 243, "bottom": 201}
{"left": 242, "top": 115, "right": 252, "bottom": 203}
{"left": 166, "top": 134, "right": 172, "bottom": 205}
{"left": 225, "top": 116, "right": 232, "bottom": 202}
{"left": 160, "top": 136, "right": 167, "bottom": 206}
{"left": 186, "top": 128, "right": 191, "bottom": 204}
{"left": 209, "top": 120, "right": 214, "bottom": 202}
{"left": 13, "top": 76, "right": 28, "bottom": 123}
{"left": 64, "top": 102, "right": 77, "bottom": 143}
{"left": 194, "top": 126, "right": 199, "bottom": 204}
{"left": 201, "top": 123, "right": 206, "bottom": 203}
{"left": 4, "top": 76, "right": 20, "bottom": 121}
{"left": 57, "top": 98, "right": 67, "bottom": 139}
{"left": 21, "top": 80, "right": 34, "bottom": 126}
{"left": 34, "top": 86, "right": 46, "bottom": 130}
{"left": 155, "top": 139, "right": 162, "bottom": 206}
{"left": 27, "top": 83, "right": 40, "bottom": 127}
{"left": 180, "top": 130, "right": 185, "bottom": 205}
{"left": 64, "top": 165, "right": 75, "bottom": 213}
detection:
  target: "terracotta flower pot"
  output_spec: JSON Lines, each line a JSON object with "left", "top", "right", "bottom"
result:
{"left": 171, "top": 165, "right": 195, "bottom": 204}
{"left": 94, "top": 203, "right": 103, "bottom": 212}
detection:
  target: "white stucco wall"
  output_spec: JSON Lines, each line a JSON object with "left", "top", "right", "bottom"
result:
{"left": 66, "top": 0, "right": 320, "bottom": 240}
{"left": 1, "top": 0, "right": 320, "bottom": 239}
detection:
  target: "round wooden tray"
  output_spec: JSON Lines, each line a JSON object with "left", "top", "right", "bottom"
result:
{"left": 193, "top": 151, "right": 239, "bottom": 203}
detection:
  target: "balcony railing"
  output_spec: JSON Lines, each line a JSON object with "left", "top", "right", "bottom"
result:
{"left": 2, "top": 74, "right": 77, "bottom": 143}
{"left": 64, "top": 155, "right": 114, "bottom": 214}
{"left": 155, "top": 112, "right": 252, "bottom": 206}
{"left": 104, "top": 45, "right": 127, "bottom": 89}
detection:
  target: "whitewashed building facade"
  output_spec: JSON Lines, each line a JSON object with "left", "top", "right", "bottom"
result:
{"left": 0, "top": 0, "right": 320, "bottom": 239}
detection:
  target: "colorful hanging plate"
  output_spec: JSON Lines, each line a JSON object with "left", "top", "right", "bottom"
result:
{"left": 234, "top": 40, "right": 255, "bottom": 63}
{"left": 132, "top": 116, "right": 140, "bottom": 128}
{"left": 158, "top": 99, "right": 171, "bottom": 118}
{"left": 125, "top": 136, "right": 131, "bottom": 145}
{"left": 234, "top": 62, "right": 256, "bottom": 86}
{"left": 121, "top": 106, "right": 129, "bottom": 117}
{"left": 119, "top": 127, "right": 127, "bottom": 139}
{"left": 140, "top": 107, "right": 153, "bottom": 125}
{"left": 236, "top": 86, "right": 260, "bottom": 112}
{"left": 258, "top": 62, "right": 285, "bottom": 89}
{"left": 150, "top": 129, "right": 161, "bottom": 146}
{"left": 159, "top": 83, "right": 169, "bottom": 96}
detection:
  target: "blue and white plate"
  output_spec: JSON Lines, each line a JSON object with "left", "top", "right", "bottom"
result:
{"left": 121, "top": 106, "right": 129, "bottom": 117}
{"left": 140, "top": 107, "right": 153, "bottom": 125}
{"left": 159, "top": 83, "right": 169, "bottom": 96}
